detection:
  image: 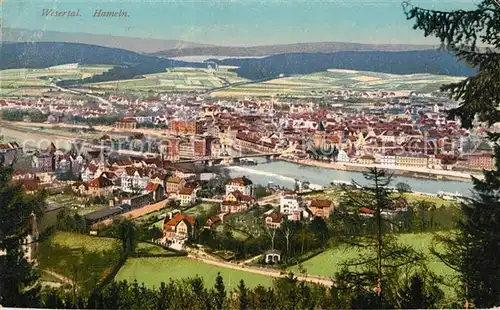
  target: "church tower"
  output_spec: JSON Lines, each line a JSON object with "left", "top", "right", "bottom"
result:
{"left": 314, "top": 120, "right": 326, "bottom": 148}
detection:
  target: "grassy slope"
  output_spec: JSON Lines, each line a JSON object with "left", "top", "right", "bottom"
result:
{"left": 288, "top": 232, "right": 455, "bottom": 278}
{"left": 115, "top": 257, "right": 273, "bottom": 290}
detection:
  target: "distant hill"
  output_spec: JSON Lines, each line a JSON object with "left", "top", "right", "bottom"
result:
{"left": 1, "top": 28, "right": 213, "bottom": 54}
{"left": 215, "top": 50, "right": 476, "bottom": 79}
{"left": 0, "top": 42, "right": 206, "bottom": 85}
{"left": 153, "top": 41, "right": 439, "bottom": 58}
{"left": 0, "top": 42, "right": 475, "bottom": 87}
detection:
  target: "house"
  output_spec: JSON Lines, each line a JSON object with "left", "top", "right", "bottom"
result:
{"left": 279, "top": 191, "right": 302, "bottom": 215}
{"left": 264, "top": 211, "right": 285, "bottom": 229}
{"left": 16, "top": 179, "right": 40, "bottom": 194}
{"left": 121, "top": 168, "right": 150, "bottom": 193}
{"left": 264, "top": 249, "right": 282, "bottom": 264}
{"left": 87, "top": 175, "right": 114, "bottom": 198}
{"left": 308, "top": 199, "right": 334, "bottom": 219}
{"left": 359, "top": 207, "right": 376, "bottom": 218}
{"left": 178, "top": 187, "right": 197, "bottom": 206}
{"left": 145, "top": 183, "right": 165, "bottom": 202}
{"left": 121, "top": 192, "right": 154, "bottom": 210}
{"left": 32, "top": 153, "right": 54, "bottom": 172}
{"left": 205, "top": 215, "right": 222, "bottom": 228}
{"left": 84, "top": 207, "right": 124, "bottom": 225}
{"left": 72, "top": 181, "right": 89, "bottom": 196}
{"left": 81, "top": 164, "right": 100, "bottom": 182}
{"left": 220, "top": 190, "right": 255, "bottom": 213}
{"left": 225, "top": 176, "right": 253, "bottom": 196}
{"left": 166, "top": 177, "right": 186, "bottom": 194}
{"left": 116, "top": 118, "right": 137, "bottom": 129}
{"left": 0, "top": 141, "right": 22, "bottom": 166}
{"left": 163, "top": 213, "right": 198, "bottom": 246}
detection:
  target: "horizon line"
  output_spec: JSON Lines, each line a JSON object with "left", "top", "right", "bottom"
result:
{"left": 2, "top": 27, "right": 440, "bottom": 49}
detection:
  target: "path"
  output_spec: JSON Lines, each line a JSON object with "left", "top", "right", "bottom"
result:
{"left": 187, "top": 254, "right": 334, "bottom": 287}
{"left": 43, "top": 270, "right": 75, "bottom": 286}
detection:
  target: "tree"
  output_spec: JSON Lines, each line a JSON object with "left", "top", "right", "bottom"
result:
{"left": 0, "top": 166, "right": 46, "bottom": 307}
{"left": 237, "top": 279, "right": 249, "bottom": 310}
{"left": 115, "top": 220, "right": 137, "bottom": 257}
{"left": 213, "top": 272, "right": 226, "bottom": 310}
{"left": 395, "top": 182, "right": 411, "bottom": 194}
{"left": 334, "top": 168, "right": 424, "bottom": 308}
{"left": 404, "top": 1, "right": 500, "bottom": 307}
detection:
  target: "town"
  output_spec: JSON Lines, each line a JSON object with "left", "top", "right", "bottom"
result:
{"left": 1, "top": 0, "right": 499, "bottom": 307}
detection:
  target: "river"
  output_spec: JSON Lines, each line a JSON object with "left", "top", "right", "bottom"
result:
{"left": 226, "top": 157, "right": 475, "bottom": 196}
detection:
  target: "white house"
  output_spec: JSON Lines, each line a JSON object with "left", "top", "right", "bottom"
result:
{"left": 178, "top": 187, "right": 197, "bottom": 206}
{"left": 336, "top": 150, "right": 350, "bottom": 163}
{"left": 380, "top": 155, "right": 396, "bottom": 167}
{"left": 279, "top": 191, "right": 302, "bottom": 215}
{"left": 121, "top": 168, "right": 150, "bottom": 193}
{"left": 225, "top": 177, "right": 253, "bottom": 196}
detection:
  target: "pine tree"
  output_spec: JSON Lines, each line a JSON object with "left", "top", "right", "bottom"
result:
{"left": 0, "top": 166, "right": 46, "bottom": 307}
{"left": 404, "top": 0, "right": 500, "bottom": 307}
{"left": 213, "top": 272, "right": 226, "bottom": 310}
{"left": 237, "top": 279, "right": 249, "bottom": 310}
{"left": 334, "top": 168, "right": 427, "bottom": 308}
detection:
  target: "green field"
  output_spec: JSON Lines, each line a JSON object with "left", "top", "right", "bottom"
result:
{"left": 304, "top": 189, "right": 456, "bottom": 207}
{"left": 0, "top": 65, "right": 112, "bottom": 97}
{"left": 211, "top": 69, "right": 465, "bottom": 98}
{"left": 86, "top": 67, "right": 249, "bottom": 93}
{"left": 48, "top": 231, "right": 167, "bottom": 254}
{"left": 184, "top": 202, "right": 218, "bottom": 216}
{"left": 288, "top": 232, "right": 455, "bottom": 278}
{"left": 115, "top": 257, "right": 273, "bottom": 290}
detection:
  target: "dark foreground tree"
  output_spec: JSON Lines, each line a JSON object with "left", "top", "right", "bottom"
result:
{"left": 333, "top": 168, "right": 438, "bottom": 308}
{"left": 114, "top": 220, "right": 137, "bottom": 257}
{"left": 0, "top": 167, "right": 46, "bottom": 307}
{"left": 404, "top": 1, "right": 500, "bottom": 307}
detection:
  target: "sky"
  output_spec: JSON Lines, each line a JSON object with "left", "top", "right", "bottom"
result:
{"left": 1, "top": 0, "right": 481, "bottom": 46}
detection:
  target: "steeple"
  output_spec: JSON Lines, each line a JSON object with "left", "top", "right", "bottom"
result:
{"left": 316, "top": 120, "right": 326, "bottom": 132}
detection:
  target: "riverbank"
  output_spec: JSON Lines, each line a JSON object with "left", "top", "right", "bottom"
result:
{"left": 280, "top": 158, "right": 478, "bottom": 183}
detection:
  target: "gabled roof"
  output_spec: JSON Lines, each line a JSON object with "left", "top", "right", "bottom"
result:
{"left": 164, "top": 213, "right": 196, "bottom": 231}
{"left": 309, "top": 199, "right": 332, "bottom": 208}
{"left": 145, "top": 183, "right": 162, "bottom": 192}
{"left": 227, "top": 177, "right": 253, "bottom": 186}
{"left": 88, "top": 175, "right": 113, "bottom": 188}
{"left": 179, "top": 187, "right": 194, "bottom": 195}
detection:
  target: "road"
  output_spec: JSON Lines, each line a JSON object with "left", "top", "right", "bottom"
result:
{"left": 187, "top": 253, "right": 334, "bottom": 287}
{"left": 43, "top": 270, "right": 75, "bottom": 287}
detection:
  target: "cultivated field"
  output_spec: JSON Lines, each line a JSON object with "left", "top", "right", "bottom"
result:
{"left": 85, "top": 67, "right": 249, "bottom": 93}
{"left": 115, "top": 257, "right": 274, "bottom": 290}
{"left": 211, "top": 69, "right": 465, "bottom": 98}
{"left": 0, "top": 65, "right": 112, "bottom": 97}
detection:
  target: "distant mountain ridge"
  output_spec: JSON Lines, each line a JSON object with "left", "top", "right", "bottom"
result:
{"left": 216, "top": 50, "right": 476, "bottom": 79}
{"left": 1, "top": 28, "right": 213, "bottom": 54}
{"left": 0, "top": 42, "right": 475, "bottom": 86}
{"left": 0, "top": 42, "right": 206, "bottom": 85}
{"left": 153, "top": 41, "right": 439, "bottom": 58}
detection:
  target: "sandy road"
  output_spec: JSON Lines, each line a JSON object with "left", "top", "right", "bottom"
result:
{"left": 187, "top": 253, "right": 334, "bottom": 287}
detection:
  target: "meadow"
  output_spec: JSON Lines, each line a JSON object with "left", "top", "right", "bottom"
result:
{"left": 115, "top": 257, "right": 274, "bottom": 290}
{"left": 288, "top": 232, "right": 455, "bottom": 279}
{"left": 47, "top": 231, "right": 167, "bottom": 255}
{"left": 184, "top": 202, "right": 218, "bottom": 216}
{"left": 210, "top": 69, "right": 465, "bottom": 98}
